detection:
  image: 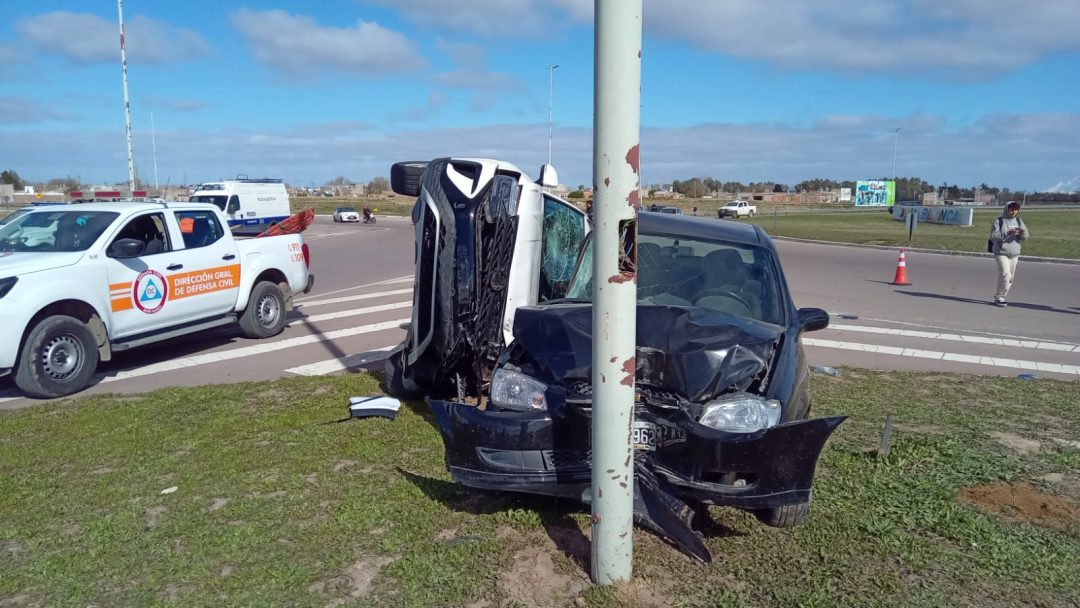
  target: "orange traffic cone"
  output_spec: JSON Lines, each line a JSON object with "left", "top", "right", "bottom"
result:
{"left": 890, "top": 248, "right": 912, "bottom": 285}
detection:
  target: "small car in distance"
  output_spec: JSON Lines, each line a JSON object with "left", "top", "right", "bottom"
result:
{"left": 333, "top": 206, "right": 361, "bottom": 223}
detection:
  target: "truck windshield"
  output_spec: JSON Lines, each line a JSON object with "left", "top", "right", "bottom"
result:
{"left": 189, "top": 195, "right": 228, "bottom": 211}
{"left": 0, "top": 210, "right": 119, "bottom": 253}
{"left": 565, "top": 233, "right": 785, "bottom": 325}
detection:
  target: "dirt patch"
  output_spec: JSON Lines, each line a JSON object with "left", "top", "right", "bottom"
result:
{"left": 498, "top": 546, "right": 588, "bottom": 608}
{"left": 990, "top": 432, "right": 1043, "bottom": 456}
{"left": 3, "top": 540, "right": 26, "bottom": 561}
{"left": 959, "top": 482, "right": 1080, "bottom": 528}
{"left": 207, "top": 498, "right": 229, "bottom": 512}
{"left": 613, "top": 578, "right": 675, "bottom": 608}
{"left": 144, "top": 505, "right": 168, "bottom": 530}
{"left": 333, "top": 460, "right": 358, "bottom": 472}
{"left": 307, "top": 556, "right": 395, "bottom": 608}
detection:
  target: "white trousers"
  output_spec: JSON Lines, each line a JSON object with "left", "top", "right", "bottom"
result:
{"left": 994, "top": 254, "right": 1019, "bottom": 300}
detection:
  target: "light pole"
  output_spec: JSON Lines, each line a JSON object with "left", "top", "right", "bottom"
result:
{"left": 546, "top": 64, "right": 559, "bottom": 166}
{"left": 891, "top": 128, "right": 901, "bottom": 182}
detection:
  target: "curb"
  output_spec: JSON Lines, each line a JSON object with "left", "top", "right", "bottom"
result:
{"left": 770, "top": 236, "right": 1080, "bottom": 266}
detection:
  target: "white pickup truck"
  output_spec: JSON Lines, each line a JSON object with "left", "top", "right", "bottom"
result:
{"left": 0, "top": 201, "right": 314, "bottom": 398}
{"left": 717, "top": 200, "right": 756, "bottom": 218}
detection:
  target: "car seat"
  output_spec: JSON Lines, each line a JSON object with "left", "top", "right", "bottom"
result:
{"left": 696, "top": 249, "right": 759, "bottom": 317}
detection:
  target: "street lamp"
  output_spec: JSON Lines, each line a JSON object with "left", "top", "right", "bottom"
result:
{"left": 546, "top": 64, "right": 559, "bottom": 166}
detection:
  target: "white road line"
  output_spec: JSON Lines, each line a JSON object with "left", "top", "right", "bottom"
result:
{"left": 294, "top": 275, "right": 413, "bottom": 302}
{"left": 297, "top": 288, "right": 412, "bottom": 308}
{"left": 803, "top": 338, "right": 1080, "bottom": 375}
{"left": 295, "top": 301, "right": 411, "bottom": 324}
{"left": 827, "top": 323, "right": 1080, "bottom": 353}
{"left": 285, "top": 345, "right": 397, "bottom": 376}
{"left": 854, "top": 315, "right": 1080, "bottom": 347}
{"left": 97, "top": 318, "right": 411, "bottom": 384}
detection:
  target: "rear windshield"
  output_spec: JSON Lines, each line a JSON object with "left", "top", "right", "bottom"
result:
{"left": 0, "top": 210, "right": 119, "bottom": 252}
{"left": 565, "top": 232, "right": 786, "bottom": 325}
{"left": 189, "top": 195, "right": 227, "bottom": 211}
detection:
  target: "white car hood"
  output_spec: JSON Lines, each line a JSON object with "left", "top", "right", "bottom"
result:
{"left": 0, "top": 251, "right": 86, "bottom": 277}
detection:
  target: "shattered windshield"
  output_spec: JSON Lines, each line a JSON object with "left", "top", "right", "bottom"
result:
{"left": 566, "top": 233, "right": 785, "bottom": 325}
{"left": 0, "top": 210, "right": 118, "bottom": 252}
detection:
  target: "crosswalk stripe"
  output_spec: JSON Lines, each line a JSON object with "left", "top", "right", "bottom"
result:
{"left": 827, "top": 323, "right": 1080, "bottom": 352}
{"left": 804, "top": 338, "right": 1080, "bottom": 375}
{"left": 284, "top": 345, "right": 398, "bottom": 376}
{"left": 297, "top": 288, "right": 412, "bottom": 308}
{"left": 297, "top": 301, "right": 411, "bottom": 323}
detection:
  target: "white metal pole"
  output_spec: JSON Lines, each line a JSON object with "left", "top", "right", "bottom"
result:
{"left": 547, "top": 64, "right": 559, "bottom": 167}
{"left": 591, "top": 0, "right": 641, "bottom": 586}
{"left": 118, "top": 0, "right": 136, "bottom": 190}
{"left": 151, "top": 111, "right": 159, "bottom": 191}
{"left": 891, "top": 128, "right": 900, "bottom": 182}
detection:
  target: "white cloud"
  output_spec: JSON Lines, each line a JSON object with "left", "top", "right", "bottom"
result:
{"left": 1045, "top": 177, "right": 1079, "bottom": 194}
{"left": 229, "top": 9, "right": 425, "bottom": 78}
{"left": 141, "top": 96, "right": 207, "bottom": 113}
{"left": 431, "top": 41, "right": 524, "bottom": 99}
{"left": 16, "top": 12, "right": 210, "bottom": 65}
{"left": 5, "top": 112, "right": 1076, "bottom": 191}
{"left": 366, "top": 0, "right": 591, "bottom": 38}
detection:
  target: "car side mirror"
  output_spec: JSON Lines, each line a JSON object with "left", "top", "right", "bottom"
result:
{"left": 108, "top": 238, "right": 146, "bottom": 259}
{"left": 797, "top": 307, "right": 830, "bottom": 332}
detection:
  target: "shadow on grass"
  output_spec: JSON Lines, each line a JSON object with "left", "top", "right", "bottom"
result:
{"left": 895, "top": 290, "right": 1080, "bottom": 315}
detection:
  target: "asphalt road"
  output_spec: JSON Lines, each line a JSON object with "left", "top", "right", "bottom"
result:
{"left": 1, "top": 214, "right": 1076, "bottom": 409}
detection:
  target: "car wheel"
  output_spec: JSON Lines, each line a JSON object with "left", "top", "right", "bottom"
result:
{"left": 383, "top": 347, "right": 422, "bottom": 400}
{"left": 239, "top": 281, "right": 287, "bottom": 339}
{"left": 754, "top": 502, "right": 809, "bottom": 528}
{"left": 14, "top": 315, "right": 99, "bottom": 398}
{"left": 749, "top": 211, "right": 755, "bottom": 217}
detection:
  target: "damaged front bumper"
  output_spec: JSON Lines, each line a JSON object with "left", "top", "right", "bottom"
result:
{"left": 429, "top": 399, "right": 844, "bottom": 560}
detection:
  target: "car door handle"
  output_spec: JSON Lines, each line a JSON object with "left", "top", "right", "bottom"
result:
{"left": 167, "top": 263, "right": 184, "bottom": 271}
{"left": 222, "top": 254, "right": 236, "bottom": 260}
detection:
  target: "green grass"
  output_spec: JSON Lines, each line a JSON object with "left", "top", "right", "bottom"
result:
{"left": 2, "top": 371, "right": 1078, "bottom": 607}
{"left": 730, "top": 208, "right": 1080, "bottom": 259}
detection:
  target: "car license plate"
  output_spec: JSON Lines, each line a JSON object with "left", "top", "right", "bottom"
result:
{"left": 632, "top": 420, "right": 686, "bottom": 451}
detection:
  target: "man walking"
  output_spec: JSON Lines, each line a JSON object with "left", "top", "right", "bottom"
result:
{"left": 988, "top": 201, "right": 1028, "bottom": 307}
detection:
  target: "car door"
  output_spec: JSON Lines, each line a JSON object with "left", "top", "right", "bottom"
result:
{"left": 167, "top": 209, "right": 242, "bottom": 319}
{"left": 105, "top": 211, "right": 191, "bottom": 337}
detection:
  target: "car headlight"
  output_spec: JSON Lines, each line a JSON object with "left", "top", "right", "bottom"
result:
{"left": 489, "top": 368, "right": 547, "bottom": 411}
{"left": 0, "top": 277, "right": 16, "bottom": 299}
{"left": 699, "top": 392, "right": 781, "bottom": 432}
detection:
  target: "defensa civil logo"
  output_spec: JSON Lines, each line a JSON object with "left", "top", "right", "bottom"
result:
{"left": 133, "top": 269, "right": 168, "bottom": 314}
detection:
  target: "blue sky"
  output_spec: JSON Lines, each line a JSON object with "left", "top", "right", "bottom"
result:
{"left": 1, "top": 0, "right": 1078, "bottom": 192}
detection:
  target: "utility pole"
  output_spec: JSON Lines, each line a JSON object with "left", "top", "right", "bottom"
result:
{"left": 891, "top": 127, "right": 901, "bottom": 182}
{"left": 590, "top": 0, "right": 641, "bottom": 586}
{"left": 547, "top": 64, "right": 559, "bottom": 167}
{"left": 151, "top": 111, "right": 159, "bottom": 190}
{"left": 118, "top": 0, "right": 136, "bottom": 191}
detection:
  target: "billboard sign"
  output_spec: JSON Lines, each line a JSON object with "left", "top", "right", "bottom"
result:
{"left": 854, "top": 180, "right": 895, "bottom": 207}
{"left": 839, "top": 187, "right": 852, "bottom": 202}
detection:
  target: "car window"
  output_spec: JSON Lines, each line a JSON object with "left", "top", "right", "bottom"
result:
{"left": 0, "top": 210, "right": 118, "bottom": 252}
{"left": 539, "top": 196, "right": 587, "bottom": 301}
{"left": 566, "top": 233, "right": 785, "bottom": 325}
{"left": 174, "top": 210, "right": 225, "bottom": 249}
{"left": 108, "top": 212, "right": 171, "bottom": 257}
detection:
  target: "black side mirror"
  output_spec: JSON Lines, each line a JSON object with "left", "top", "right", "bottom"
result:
{"left": 108, "top": 238, "right": 146, "bottom": 259}
{"left": 797, "top": 307, "right": 830, "bottom": 332}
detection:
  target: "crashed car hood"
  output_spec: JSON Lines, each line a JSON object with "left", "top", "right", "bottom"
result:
{"left": 512, "top": 303, "right": 782, "bottom": 402}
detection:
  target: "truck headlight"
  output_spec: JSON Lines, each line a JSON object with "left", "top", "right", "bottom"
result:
{"left": 490, "top": 368, "right": 547, "bottom": 411}
{"left": 699, "top": 392, "right": 781, "bottom": 432}
{"left": 0, "top": 277, "right": 16, "bottom": 299}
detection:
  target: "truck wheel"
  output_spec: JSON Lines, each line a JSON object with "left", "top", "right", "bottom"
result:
{"left": 239, "top": 281, "right": 287, "bottom": 339}
{"left": 749, "top": 211, "right": 755, "bottom": 217}
{"left": 754, "top": 502, "right": 809, "bottom": 528}
{"left": 14, "top": 315, "right": 99, "bottom": 398}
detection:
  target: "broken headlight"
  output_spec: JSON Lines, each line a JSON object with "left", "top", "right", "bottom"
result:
{"left": 699, "top": 392, "right": 781, "bottom": 432}
{"left": 489, "top": 368, "right": 547, "bottom": 411}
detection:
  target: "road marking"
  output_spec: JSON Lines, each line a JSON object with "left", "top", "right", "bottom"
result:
{"left": 294, "top": 275, "right": 413, "bottom": 302}
{"left": 803, "top": 338, "right": 1080, "bottom": 375}
{"left": 827, "top": 324, "right": 1080, "bottom": 352}
{"left": 854, "top": 316, "right": 1080, "bottom": 347}
{"left": 285, "top": 345, "right": 397, "bottom": 376}
{"left": 95, "top": 318, "right": 411, "bottom": 384}
{"left": 297, "top": 288, "right": 412, "bottom": 308}
{"left": 293, "top": 301, "right": 411, "bottom": 324}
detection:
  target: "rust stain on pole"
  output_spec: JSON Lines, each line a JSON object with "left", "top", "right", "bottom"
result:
{"left": 629, "top": 189, "right": 639, "bottom": 209}
{"left": 625, "top": 144, "right": 640, "bottom": 173}
{"left": 608, "top": 273, "right": 633, "bottom": 284}
{"left": 620, "top": 357, "right": 636, "bottom": 386}
{"left": 605, "top": 177, "right": 611, "bottom": 187}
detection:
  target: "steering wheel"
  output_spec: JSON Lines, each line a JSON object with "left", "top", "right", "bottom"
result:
{"left": 694, "top": 288, "right": 754, "bottom": 314}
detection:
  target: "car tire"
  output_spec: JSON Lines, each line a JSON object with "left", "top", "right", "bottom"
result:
{"left": 383, "top": 348, "right": 422, "bottom": 400}
{"left": 14, "top": 315, "right": 99, "bottom": 398}
{"left": 748, "top": 211, "right": 755, "bottom": 217}
{"left": 239, "top": 281, "right": 287, "bottom": 339}
{"left": 754, "top": 502, "right": 809, "bottom": 528}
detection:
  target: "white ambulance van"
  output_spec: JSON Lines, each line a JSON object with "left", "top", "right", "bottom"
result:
{"left": 189, "top": 176, "right": 290, "bottom": 231}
